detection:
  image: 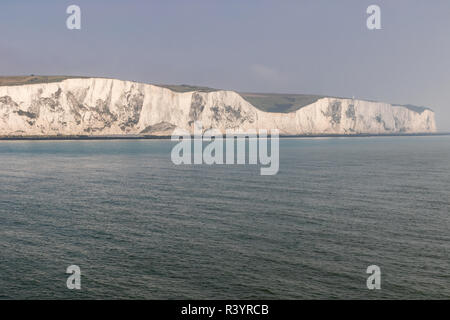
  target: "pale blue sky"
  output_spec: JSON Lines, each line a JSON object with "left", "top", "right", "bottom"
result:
{"left": 1, "top": 0, "right": 449, "bottom": 130}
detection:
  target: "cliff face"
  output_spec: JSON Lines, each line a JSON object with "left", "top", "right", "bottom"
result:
{"left": 0, "top": 78, "right": 436, "bottom": 136}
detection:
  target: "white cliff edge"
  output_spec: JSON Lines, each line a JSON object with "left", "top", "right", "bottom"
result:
{"left": 0, "top": 78, "right": 436, "bottom": 136}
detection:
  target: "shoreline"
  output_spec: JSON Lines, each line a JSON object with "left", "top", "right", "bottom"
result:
{"left": 0, "top": 132, "right": 449, "bottom": 141}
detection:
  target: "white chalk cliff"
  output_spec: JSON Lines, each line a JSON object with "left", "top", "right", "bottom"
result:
{"left": 0, "top": 78, "right": 436, "bottom": 136}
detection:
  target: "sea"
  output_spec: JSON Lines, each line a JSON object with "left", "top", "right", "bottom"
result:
{"left": 0, "top": 136, "right": 449, "bottom": 299}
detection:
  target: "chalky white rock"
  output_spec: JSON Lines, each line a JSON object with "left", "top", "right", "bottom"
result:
{"left": 0, "top": 78, "right": 436, "bottom": 136}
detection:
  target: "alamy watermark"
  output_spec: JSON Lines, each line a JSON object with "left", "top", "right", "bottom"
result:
{"left": 171, "top": 122, "right": 279, "bottom": 175}
{"left": 367, "top": 5, "right": 381, "bottom": 30}
{"left": 66, "top": 5, "right": 381, "bottom": 31}
{"left": 366, "top": 265, "right": 381, "bottom": 290}
{"left": 66, "top": 265, "right": 81, "bottom": 290}
{"left": 66, "top": 5, "right": 81, "bottom": 30}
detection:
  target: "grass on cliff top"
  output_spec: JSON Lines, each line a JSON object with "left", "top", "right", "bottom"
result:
{"left": 156, "top": 84, "right": 219, "bottom": 93}
{"left": 0, "top": 75, "right": 88, "bottom": 86}
{"left": 155, "top": 85, "right": 325, "bottom": 112}
{"left": 155, "top": 85, "right": 325, "bottom": 113}
{"left": 239, "top": 93, "right": 325, "bottom": 113}
{"left": 240, "top": 93, "right": 431, "bottom": 114}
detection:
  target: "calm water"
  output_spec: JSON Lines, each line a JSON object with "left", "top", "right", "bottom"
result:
{"left": 0, "top": 137, "right": 449, "bottom": 299}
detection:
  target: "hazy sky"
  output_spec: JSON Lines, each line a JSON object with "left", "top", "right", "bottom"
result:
{"left": 1, "top": 0, "right": 449, "bottom": 130}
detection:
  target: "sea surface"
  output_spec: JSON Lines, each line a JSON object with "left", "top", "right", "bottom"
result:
{"left": 0, "top": 136, "right": 449, "bottom": 299}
